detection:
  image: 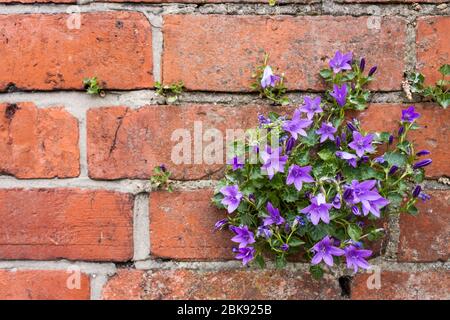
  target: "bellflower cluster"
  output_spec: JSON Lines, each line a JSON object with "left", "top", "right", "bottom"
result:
{"left": 213, "top": 51, "right": 432, "bottom": 278}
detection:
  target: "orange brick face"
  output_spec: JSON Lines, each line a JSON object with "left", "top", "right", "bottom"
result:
{"left": 0, "top": 102, "right": 79, "bottom": 178}
{"left": 417, "top": 16, "right": 450, "bottom": 85}
{"left": 102, "top": 269, "right": 342, "bottom": 300}
{"left": 149, "top": 189, "right": 234, "bottom": 260}
{"left": 0, "top": 189, "right": 134, "bottom": 261}
{"left": 398, "top": 190, "right": 450, "bottom": 262}
{"left": 0, "top": 270, "right": 90, "bottom": 300}
{"left": 163, "top": 15, "right": 406, "bottom": 91}
{"left": 0, "top": 12, "right": 153, "bottom": 91}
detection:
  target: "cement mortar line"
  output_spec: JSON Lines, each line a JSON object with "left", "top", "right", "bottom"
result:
{"left": 0, "top": 2, "right": 448, "bottom": 17}
{"left": 134, "top": 258, "right": 449, "bottom": 272}
{"left": 0, "top": 177, "right": 447, "bottom": 192}
{"left": 0, "top": 90, "right": 429, "bottom": 108}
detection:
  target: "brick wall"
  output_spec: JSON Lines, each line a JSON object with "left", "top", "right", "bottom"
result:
{"left": 0, "top": 0, "right": 449, "bottom": 300}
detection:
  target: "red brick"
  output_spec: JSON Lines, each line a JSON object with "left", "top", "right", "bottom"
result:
{"left": 0, "top": 102, "right": 79, "bottom": 178}
{"left": 398, "top": 190, "right": 449, "bottom": 262}
{"left": 103, "top": 269, "right": 341, "bottom": 300}
{"left": 0, "top": 0, "right": 74, "bottom": 2}
{"left": 150, "top": 189, "right": 233, "bottom": 260}
{"left": 417, "top": 16, "right": 450, "bottom": 85}
{"left": 352, "top": 271, "right": 450, "bottom": 300}
{"left": 87, "top": 104, "right": 281, "bottom": 180}
{"left": 163, "top": 15, "right": 406, "bottom": 92}
{"left": 356, "top": 104, "right": 450, "bottom": 178}
{"left": 0, "top": 189, "right": 133, "bottom": 261}
{"left": 0, "top": 12, "right": 152, "bottom": 91}
{"left": 0, "top": 270, "right": 90, "bottom": 300}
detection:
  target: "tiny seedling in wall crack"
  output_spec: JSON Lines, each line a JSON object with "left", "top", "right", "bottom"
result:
{"left": 83, "top": 76, "right": 106, "bottom": 97}
{"left": 150, "top": 164, "right": 173, "bottom": 192}
{"left": 155, "top": 81, "right": 185, "bottom": 104}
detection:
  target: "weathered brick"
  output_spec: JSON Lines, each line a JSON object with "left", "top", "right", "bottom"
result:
{"left": 417, "top": 16, "right": 450, "bottom": 85}
{"left": 150, "top": 189, "right": 233, "bottom": 260}
{"left": 343, "top": 0, "right": 446, "bottom": 3}
{"left": 0, "top": 102, "right": 79, "bottom": 178}
{"left": 102, "top": 269, "right": 342, "bottom": 300}
{"left": 0, "top": 189, "right": 133, "bottom": 261}
{"left": 352, "top": 270, "right": 450, "bottom": 300}
{"left": 0, "top": 0, "right": 74, "bottom": 2}
{"left": 0, "top": 270, "right": 90, "bottom": 300}
{"left": 356, "top": 104, "right": 450, "bottom": 178}
{"left": 398, "top": 190, "right": 449, "bottom": 262}
{"left": 163, "top": 15, "right": 406, "bottom": 91}
{"left": 106, "top": 0, "right": 315, "bottom": 2}
{"left": 87, "top": 104, "right": 280, "bottom": 180}
{"left": 0, "top": 12, "right": 152, "bottom": 91}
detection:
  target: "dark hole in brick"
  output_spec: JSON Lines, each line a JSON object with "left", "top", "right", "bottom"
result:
{"left": 5, "top": 103, "right": 19, "bottom": 120}
{"left": 338, "top": 276, "right": 352, "bottom": 298}
{"left": 6, "top": 82, "right": 17, "bottom": 93}
{"left": 116, "top": 20, "right": 123, "bottom": 29}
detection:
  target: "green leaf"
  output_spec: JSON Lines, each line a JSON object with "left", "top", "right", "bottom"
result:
{"left": 384, "top": 152, "right": 407, "bottom": 167}
{"left": 438, "top": 64, "right": 450, "bottom": 76}
{"left": 275, "top": 255, "right": 287, "bottom": 269}
{"left": 310, "top": 265, "right": 324, "bottom": 280}
{"left": 320, "top": 69, "right": 333, "bottom": 79}
{"left": 288, "top": 238, "right": 305, "bottom": 247}
{"left": 254, "top": 254, "right": 266, "bottom": 269}
{"left": 387, "top": 192, "right": 403, "bottom": 207}
{"left": 347, "top": 224, "right": 362, "bottom": 242}
{"left": 318, "top": 148, "right": 334, "bottom": 161}
{"left": 407, "top": 204, "right": 419, "bottom": 216}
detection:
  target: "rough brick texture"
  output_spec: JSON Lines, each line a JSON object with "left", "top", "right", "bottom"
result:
{"left": 102, "top": 269, "right": 341, "bottom": 300}
{"left": 398, "top": 190, "right": 450, "bottom": 262}
{"left": 357, "top": 104, "right": 450, "bottom": 178}
{"left": 352, "top": 271, "right": 450, "bottom": 300}
{"left": 150, "top": 189, "right": 233, "bottom": 260}
{"left": 0, "top": 189, "right": 133, "bottom": 261}
{"left": 87, "top": 104, "right": 282, "bottom": 180}
{"left": 0, "top": 270, "right": 90, "bottom": 300}
{"left": 0, "top": 102, "right": 79, "bottom": 178}
{"left": 0, "top": 12, "right": 152, "bottom": 91}
{"left": 163, "top": 15, "right": 406, "bottom": 92}
{"left": 417, "top": 16, "right": 450, "bottom": 85}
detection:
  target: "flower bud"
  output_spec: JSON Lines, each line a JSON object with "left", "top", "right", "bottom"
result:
{"left": 388, "top": 135, "right": 394, "bottom": 145}
{"left": 388, "top": 165, "right": 399, "bottom": 175}
{"left": 416, "top": 150, "right": 430, "bottom": 157}
{"left": 368, "top": 66, "right": 377, "bottom": 77}
{"left": 412, "top": 185, "right": 422, "bottom": 198}
{"left": 413, "top": 159, "right": 432, "bottom": 169}
{"left": 335, "top": 136, "right": 341, "bottom": 148}
{"left": 398, "top": 126, "right": 405, "bottom": 136}
{"left": 285, "top": 136, "right": 295, "bottom": 155}
{"left": 360, "top": 58, "right": 366, "bottom": 72}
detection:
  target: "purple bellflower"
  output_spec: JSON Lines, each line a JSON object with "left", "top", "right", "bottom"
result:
{"left": 344, "top": 180, "right": 389, "bottom": 218}
{"left": 260, "top": 66, "right": 280, "bottom": 89}
{"left": 260, "top": 146, "right": 288, "bottom": 180}
{"left": 401, "top": 106, "right": 420, "bottom": 123}
{"left": 230, "top": 225, "right": 255, "bottom": 248}
{"left": 329, "top": 51, "right": 353, "bottom": 73}
{"left": 344, "top": 245, "right": 372, "bottom": 272}
{"left": 299, "top": 96, "right": 323, "bottom": 119}
{"left": 282, "top": 109, "right": 313, "bottom": 140}
{"left": 300, "top": 193, "right": 333, "bottom": 225}
{"left": 263, "top": 202, "right": 285, "bottom": 226}
{"left": 348, "top": 131, "right": 375, "bottom": 157}
{"left": 235, "top": 247, "right": 255, "bottom": 265}
{"left": 229, "top": 156, "right": 244, "bottom": 171}
{"left": 311, "top": 236, "right": 345, "bottom": 267}
{"left": 316, "top": 122, "right": 337, "bottom": 143}
{"left": 281, "top": 244, "right": 289, "bottom": 251}
{"left": 256, "top": 226, "right": 273, "bottom": 239}
{"left": 286, "top": 165, "right": 314, "bottom": 191}
{"left": 336, "top": 151, "right": 358, "bottom": 168}
{"left": 330, "top": 84, "right": 348, "bottom": 107}
{"left": 220, "top": 185, "right": 243, "bottom": 213}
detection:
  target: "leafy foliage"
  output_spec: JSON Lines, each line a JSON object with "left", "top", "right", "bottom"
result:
{"left": 405, "top": 64, "right": 449, "bottom": 108}
{"left": 155, "top": 81, "right": 185, "bottom": 103}
{"left": 83, "top": 77, "right": 105, "bottom": 97}
{"left": 150, "top": 165, "right": 173, "bottom": 192}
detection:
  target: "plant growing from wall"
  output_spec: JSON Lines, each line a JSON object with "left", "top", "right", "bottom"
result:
{"left": 212, "top": 51, "right": 432, "bottom": 278}
{"left": 155, "top": 81, "right": 185, "bottom": 103}
{"left": 83, "top": 77, "right": 106, "bottom": 97}
{"left": 150, "top": 164, "right": 173, "bottom": 192}
{"left": 251, "top": 54, "right": 289, "bottom": 105}
{"left": 404, "top": 64, "right": 449, "bottom": 108}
